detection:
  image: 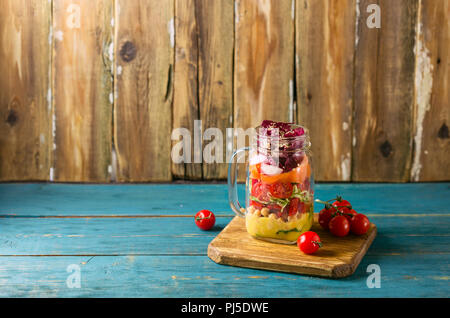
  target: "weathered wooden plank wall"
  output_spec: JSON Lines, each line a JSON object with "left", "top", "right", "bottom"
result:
{"left": 411, "top": 0, "right": 449, "bottom": 181}
{"left": 296, "top": 0, "right": 355, "bottom": 181}
{"left": 0, "top": 0, "right": 448, "bottom": 182}
{"left": 234, "top": 0, "right": 294, "bottom": 181}
{"left": 234, "top": 0, "right": 294, "bottom": 127}
{"left": 198, "top": 0, "right": 234, "bottom": 180}
{"left": 172, "top": 0, "right": 201, "bottom": 180}
{"left": 52, "top": 0, "right": 113, "bottom": 182}
{"left": 353, "top": 0, "right": 418, "bottom": 182}
{"left": 0, "top": 0, "right": 52, "bottom": 181}
{"left": 114, "top": 0, "right": 174, "bottom": 182}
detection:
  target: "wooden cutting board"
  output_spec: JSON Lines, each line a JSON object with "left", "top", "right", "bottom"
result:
{"left": 208, "top": 214, "right": 377, "bottom": 278}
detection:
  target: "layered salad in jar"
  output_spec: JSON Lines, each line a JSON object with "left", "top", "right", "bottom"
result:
{"left": 246, "top": 120, "right": 314, "bottom": 244}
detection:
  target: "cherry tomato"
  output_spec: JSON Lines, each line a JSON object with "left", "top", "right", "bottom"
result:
{"left": 268, "top": 182, "right": 293, "bottom": 199}
{"left": 343, "top": 209, "right": 358, "bottom": 223}
{"left": 250, "top": 200, "right": 263, "bottom": 209}
{"left": 318, "top": 206, "right": 334, "bottom": 230}
{"left": 329, "top": 215, "right": 350, "bottom": 237}
{"left": 194, "top": 210, "right": 215, "bottom": 230}
{"left": 297, "top": 231, "right": 322, "bottom": 254}
{"left": 250, "top": 179, "right": 264, "bottom": 209}
{"left": 350, "top": 213, "right": 370, "bottom": 235}
{"left": 251, "top": 180, "right": 263, "bottom": 197}
{"left": 332, "top": 197, "right": 352, "bottom": 215}
{"left": 288, "top": 198, "right": 299, "bottom": 216}
{"left": 251, "top": 181, "right": 270, "bottom": 201}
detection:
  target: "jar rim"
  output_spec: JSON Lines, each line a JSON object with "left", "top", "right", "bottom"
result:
{"left": 252, "top": 124, "right": 311, "bottom": 153}
{"left": 254, "top": 124, "right": 309, "bottom": 141}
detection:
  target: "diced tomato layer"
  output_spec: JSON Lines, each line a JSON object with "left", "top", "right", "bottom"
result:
{"left": 267, "top": 182, "right": 293, "bottom": 199}
{"left": 288, "top": 198, "right": 299, "bottom": 216}
{"left": 250, "top": 200, "right": 263, "bottom": 209}
{"left": 251, "top": 181, "right": 270, "bottom": 202}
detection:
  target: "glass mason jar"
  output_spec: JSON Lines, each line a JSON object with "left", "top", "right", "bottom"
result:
{"left": 228, "top": 123, "right": 314, "bottom": 244}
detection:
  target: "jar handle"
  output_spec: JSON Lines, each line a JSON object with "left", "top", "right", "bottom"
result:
{"left": 228, "top": 147, "right": 249, "bottom": 217}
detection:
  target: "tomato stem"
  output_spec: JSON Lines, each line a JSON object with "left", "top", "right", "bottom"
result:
{"left": 316, "top": 198, "right": 352, "bottom": 212}
{"left": 323, "top": 195, "right": 349, "bottom": 203}
{"left": 323, "top": 196, "right": 341, "bottom": 203}
{"left": 316, "top": 199, "right": 333, "bottom": 209}
{"left": 312, "top": 240, "right": 322, "bottom": 248}
{"left": 331, "top": 207, "right": 353, "bottom": 218}
{"left": 195, "top": 214, "right": 212, "bottom": 221}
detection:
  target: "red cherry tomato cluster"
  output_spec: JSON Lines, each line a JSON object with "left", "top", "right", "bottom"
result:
{"left": 318, "top": 196, "right": 370, "bottom": 237}
{"left": 194, "top": 209, "right": 216, "bottom": 230}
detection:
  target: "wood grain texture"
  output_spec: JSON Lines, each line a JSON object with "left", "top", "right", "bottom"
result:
{"left": 0, "top": 215, "right": 448, "bottom": 255}
{"left": 1, "top": 183, "right": 449, "bottom": 216}
{"left": 172, "top": 0, "right": 202, "bottom": 180}
{"left": 208, "top": 215, "right": 376, "bottom": 278}
{"left": 197, "top": 0, "right": 234, "bottom": 180}
{"left": 296, "top": 0, "right": 355, "bottom": 181}
{"left": 0, "top": 254, "right": 449, "bottom": 297}
{"left": 234, "top": 0, "right": 294, "bottom": 127}
{"left": 52, "top": 0, "right": 112, "bottom": 182}
{"left": 411, "top": 0, "right": 449, "bottom": 181}
{"left": 234, "top": 0, "right": 294, "bottom": 182}
{"left": 1, "top": 1, "right": 449, "bottom": 183}
{"left": 352, "top": 0, "right": 418, "bottom": 182}
{"left": 0, "top": 0, "right": 51, "bottom": 181}
{"left": 114, "top": 0, "right": 173, "bottom": 182}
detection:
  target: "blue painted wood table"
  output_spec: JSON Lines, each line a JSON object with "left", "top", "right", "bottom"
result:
{"left": 0, "top": 183, "right": 449, "bottom": 297}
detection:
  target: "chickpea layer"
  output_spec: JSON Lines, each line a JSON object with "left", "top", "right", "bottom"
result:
{"left": 245, "top": 204, "right": 313, "bottom": 243}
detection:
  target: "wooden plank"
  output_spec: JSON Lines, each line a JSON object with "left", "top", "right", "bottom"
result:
{"left": 0, "top": 0, "right": 51, "bottom": 181}
{"left": 0, "top": 215, "right": 449, "bottom": 256}
{"left": 172, "top": 0, "right": 203, "bottom": 180}
{"left": 295, "top": 0, "right": 355, "bottom": 181}
{"left": 0, "top": 214, "right": 447, "bottom": 237}
{"left": 353, "top": 0, "right": 418, "bottom": 181}
{"left": 0, "top": 183, "right": 449, "bottom": 216}
{"left": 234, "top": 0, "right": 294, "bottom": 182}
{"left": 197, "top": 0, "right": 234, "bottom": 180}
{"left": 52, "top": 0, "right": 112, "bottom": 182}
{"left": 114, "top": 0, "right": 173, "bottom": 182}
{"left": 411, "top": 0, "right": 450, "bottom": 181}
{"left": 0, "top": 217, "right": 221, "bottom": 256}
{"left": 234, "top": 0, "right": 294, "bottom": 127}
{"left": 0, "top": 254, "right": 448, "bottom": 297}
